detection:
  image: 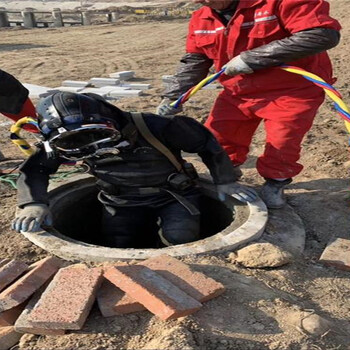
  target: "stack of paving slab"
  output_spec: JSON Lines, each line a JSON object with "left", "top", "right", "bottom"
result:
{"left": 24, "top": 71, "right": 152, "bottom": 101}
{"left": 0, "top": 254, "right": 225, "bottom": 349}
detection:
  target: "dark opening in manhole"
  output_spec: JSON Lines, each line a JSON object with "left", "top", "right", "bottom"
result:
{"left": 50, "top": 177, "right": 235, "bottom": 249}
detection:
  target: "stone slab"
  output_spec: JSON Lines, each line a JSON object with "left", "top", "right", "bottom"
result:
{"left": 0, "top": 257, "right": 63, "bottom": 312}
{"left": 28, "top": 264, "right": 102, "bottom": 330}
{"left": 109, "top": 71, "right": 135, "bottom": 80}
{"left": 140, "top": 255, "right": 225, "bottom": 302}
{"left": 0, "top": 303, "right": 26, "bottom": 327}
{"left": 108, "top": 89, "right": 142, "bottom": 97}
{"left": 97, "top": 279, "right": 145, "bottom": 317}
{"left": 104, "top": 265, "right": 202, "bottom": 320}
{"left": 0, "top": 260, "right": 29, "bottom": 292}
{"left": 0, "top": 326, "right": 22, "bottom": 350}
{"left": 51, "top": 86, "right": 84, "bottom": 93}
{"left": 89, "top": 78, "right": 120, "bottom": 87}
{"left": 0, "top": 259, "right": 10, "bottom": 268}
{"left": 62, "top": 80, "right": 89, "bottom": 88}
{"left": 319, "top": 237, "right": 350, "bottom": 271}
{"left": 78, "top": 88, "right": 108, "bottom": 97}
{"left": 121, "top": 83, "right": 151, "bottom": 90}
{"left": 14, "top": 287, "right": 65, "bottom": 336}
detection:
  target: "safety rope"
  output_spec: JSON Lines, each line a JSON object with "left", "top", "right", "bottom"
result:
{"left": 0, "top": 167, "right": 85, "bottom": 189}
{"left": 170, "top": 65, "right": 350, "bottom": 134}
{"left": 9, "top": 65, "right": 350, "bottom": 156}
{"left": 10, "top": 117, "right": 39, "bottom": 157}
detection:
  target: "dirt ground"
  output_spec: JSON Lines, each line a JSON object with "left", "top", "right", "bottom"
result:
{"left": 1, "top": 1, "right": 350, "bottom": 349}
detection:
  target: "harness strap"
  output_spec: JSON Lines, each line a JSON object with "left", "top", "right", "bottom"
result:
{"left": 130, "top": 112, "right": 183, "bottom": 172}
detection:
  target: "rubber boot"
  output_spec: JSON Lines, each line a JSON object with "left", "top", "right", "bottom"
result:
{"left": 260, "top": 178, "right": 292, "bottom": 209}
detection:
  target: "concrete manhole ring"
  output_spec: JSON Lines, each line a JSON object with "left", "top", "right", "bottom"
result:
{"left": 21, "top": 175, "right": 268, "bottom": 262}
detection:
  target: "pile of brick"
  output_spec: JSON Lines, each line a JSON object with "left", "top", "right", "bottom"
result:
{"left": 23, "top": 70, "right": 151, "bottom": 100}
{"left": 0, "top": 254, "right": 224, "bottom": 350}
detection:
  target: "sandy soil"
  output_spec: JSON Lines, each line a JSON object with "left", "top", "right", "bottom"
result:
{"left": 0, "top": 1, "right": 350, "bottom": 349}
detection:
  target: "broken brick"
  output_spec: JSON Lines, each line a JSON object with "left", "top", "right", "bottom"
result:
{"left": 0, "top": 259, "right": 10, "bottom": 268}
{"left": 0, "top": 326, "right": 22, "bottom": 350}
{"left": 28, "top": 264, "right": 102, "bottom": 330}
{"left": 319, "top": 237, "right": 350, "bottom": 271}
{"left": 0, "top": 303, "right": 26, "bottom": 327}
{"left": 0, "top": 256, "right": 63, "bottom": 312}
{"left": 140, "top": 255, "right": 225, "bottom": 302}
{"left": 15, "top": 287, "right": 65, "bottom": 336}
{"left": 104, "top": 265, "right": 202, "bottom": 321}
{"left": 0, "top": 260, "right": 29, "bottom": 292}
{"left": 97, "top": 279, "right": 146, "bottom": 317}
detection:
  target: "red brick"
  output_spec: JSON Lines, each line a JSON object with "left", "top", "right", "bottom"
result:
{"left": 140, "top": 255, "right": 225, "bottom": 302}
{"left": 0, "top": 303, "right": 26, "bottom": 327}
{"left": 0, "top": 260, "right": 29, "bottom": 292}
{"left": 320, "top": 238, "right": 350, "bottom": 271}
{"left": 0, "top": 326, "right": 22, "bottom": 350}
{"left": 97, "top": 279, "right": 146, "bottom": 317}
{"left": 104, "top": 265, "right": 202, "bottom": 321}
{"left": 28, "top": 264, "right": 102, "bottom": 330}
{"left": 0, "top": 259, "right": 10, "bottom": 268}
{"left": 14, "top": 287, "right": 65, "bottom": 336}
{"left": 0, "top": 256, "right": 63, "bottom": 312}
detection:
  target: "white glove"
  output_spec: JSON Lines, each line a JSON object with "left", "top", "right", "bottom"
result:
{"left": 12, "top": 204, "right": 53, "bottom": 233}
{"left": 223, "top": 55, "right": 254, "bottom": 77}
{"left": 217, "top": 182, "right": 257, "bottom": 203}
{"left": 156, "top": 98, "right": 183, "bottom": 116}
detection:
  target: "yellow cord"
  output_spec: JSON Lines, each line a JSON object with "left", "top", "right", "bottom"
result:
{"left": 10, "top": 117, "right": 38, "bottom": 157}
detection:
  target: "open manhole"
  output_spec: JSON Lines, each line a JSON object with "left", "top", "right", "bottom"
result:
{"left": 21, "top": 175, "right": 268, "bottom": 262}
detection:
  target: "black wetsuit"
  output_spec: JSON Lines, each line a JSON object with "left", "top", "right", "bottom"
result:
{"left": 17, "top": 111, "right": 237, "bottom": 247}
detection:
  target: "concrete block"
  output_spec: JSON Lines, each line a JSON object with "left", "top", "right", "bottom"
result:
{"left": 108, "top": 89, "right": 143, "bottom": 98}
{"left": 51, "top": 86, "right": 84, "bottom": 93}
{"left": 0, "top": 257, "right": 63, "bottom": 312}
{"left": 14, "top": 287, "right": 65, "bottom": 336}
{"left": 121, "top": 83, "right": 151, "bottom": 91}
{"left": 104, "top": 265, "right": 202, "bottom": 320}
{"left": 109, "top": 71, "right": 135, "bottom": 80}
{"left": 28, "top": 264, "right": 102, "bottom": 330}
{"left": 320, "top": 237, "right": 350, "bottom": 271}
{"left": 97, "top": 279, "right": 145, "bottom": 317}
{"left": 89, "top": 78, "right": 120, "bottom": 87}
{"left": 98, "top": 85, "right": 130, "bottom": 93}
{"left": 23, "top": 83, "right": 52, "bottom": 98}
{"left": 78, "top": 88, "right": 108, "bottom": 97}
{"left": 62, "top": 80, "right": 89, "bottom": 88}
{"left": 140, "top": 255, "right": 225, "bottom": 302}
{"left": 0, "top": 303, "right": 26, "bottom": 327}
{"left": 0, "top": 326, "right": 22, "bottom": 350}
{"left": 0, "top": 260, "right": 29, "bottom": 292}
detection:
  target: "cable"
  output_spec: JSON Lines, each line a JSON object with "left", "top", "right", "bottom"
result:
{"left": 170, "top": 65, "right": 350, "bottom": 134}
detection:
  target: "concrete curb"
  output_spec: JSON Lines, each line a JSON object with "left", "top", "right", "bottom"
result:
{"left": 21, "top": 176, "right": 268, "bottom": 262}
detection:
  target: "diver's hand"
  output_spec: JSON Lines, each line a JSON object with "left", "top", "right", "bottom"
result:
{"left": 156, "top": 98, "right": 183, "bottom": 116}
{"left": 217, "top": 182, "right": 257, "bottom": 203}
{"left": 12, "top": 204, "right": 53, "bottom": 233}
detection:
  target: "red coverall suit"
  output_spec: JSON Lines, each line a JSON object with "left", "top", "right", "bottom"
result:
{"left": 186, "top": 0, "right": 341, "bottom": 179}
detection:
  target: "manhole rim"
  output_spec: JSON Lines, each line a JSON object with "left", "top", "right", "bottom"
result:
{"left": 21, "top": 175, "right": 268, "bottom": 262}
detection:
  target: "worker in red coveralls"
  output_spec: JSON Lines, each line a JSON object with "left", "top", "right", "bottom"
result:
{"left": 0, "top": 69, "right": 37, "bottom": 162}
{"left": 157, "top": 0, "right": 341, "bottom": 209}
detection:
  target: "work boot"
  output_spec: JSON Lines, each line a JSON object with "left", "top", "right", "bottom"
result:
{"left": 260, "top": 178, "right": 292, "bottom": 209}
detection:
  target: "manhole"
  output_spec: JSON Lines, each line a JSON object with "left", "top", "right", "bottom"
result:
{"left": 21, "top": 175, "right": 268, "bottom": 262}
